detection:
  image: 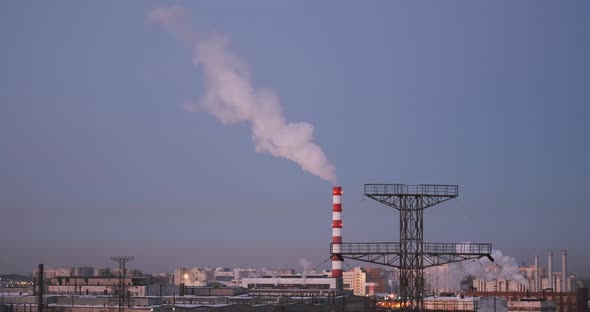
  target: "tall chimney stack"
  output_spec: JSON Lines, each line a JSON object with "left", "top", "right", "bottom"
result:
{"left": 331, "top": 186, "right": 343, "bottom": 289}
{"left": 535, "top": 255, "right": 540, "bottom": 291}
{"left": 548, "top": 252, "right": 553, "bottom": 290}
{"left": 562, "top": 249, "right": 568, "bottom": 292}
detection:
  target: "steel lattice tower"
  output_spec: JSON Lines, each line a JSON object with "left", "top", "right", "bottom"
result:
{"left": 330, "top": 184, "right": 493, "bottom": 311}
{"left": 111, "top": 256, "right": 134, "bottom": 312}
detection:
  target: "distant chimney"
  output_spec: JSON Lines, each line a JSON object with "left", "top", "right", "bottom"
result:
{"left": 562, "top": 250, "right": 568, "bottom": 292}
{"left": 548, "top": 252, "right": 553, "bottom": 290}
{"left": 534, "top": 255, "right": 540, "bottom": 291}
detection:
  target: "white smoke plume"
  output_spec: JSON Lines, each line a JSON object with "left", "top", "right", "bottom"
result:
{"left": 148, "top": 6, "right": 337, "bottom": 183}
{"left": 299, "top": 258, "right": 313, "bottom": 274}
{"left": 455, "top": 249, "right": 528, "bottom": 288}
{"left": 475, "top": 250, "right": 528, "bottom": 287}
{"left": 299, "top": 258, "right": 313, "bottom": 285}
{"left": 427, "top": 248, "right": 529, "bottom": 295}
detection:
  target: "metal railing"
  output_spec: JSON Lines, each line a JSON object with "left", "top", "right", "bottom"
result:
{"left": 423, "top": 243, "right": 491, "bottom": 255}
{"left": 364, "top": 184, "right": 459, "bottom": 197}
{"left": 333, "top": 242, "right": 491, "bottom": 255}
{"left": 333, "top": 242, "right": 400, "bottom": 254}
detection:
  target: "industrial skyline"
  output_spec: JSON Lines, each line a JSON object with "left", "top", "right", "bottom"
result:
{"left": 1, "top": 0, "right": 589, "bottom": 279}
{"left": 3, "top": 247, "right": 582, "bottom": 296}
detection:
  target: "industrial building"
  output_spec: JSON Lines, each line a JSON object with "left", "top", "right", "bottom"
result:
{"left": 241, "top": 275, "right": 337, "bottom": 295}
{"left": 342, "top": 267, "right": 366, "bottom": 296}
{"left": 466, "top": 288, "right": 589, "bottom": 312}
{"left": 173, "top": 268, "right": 258, "bottom": 287}
{"left": 42, "top": 276, "right": 175, "bottom": 297}
{"left": 365, "top": 267, "right": 389, "bottom": 294}
{"left": 35, "top": 267, "right": 141, "bottom": 279}
{"left": 174, "top": 268, "right": 210, "bottom": 287}
{"left": 425, "top": 264, "right": 460, "bottom": 295}
{"left": 508, "top": 299, "right": 557, "bottom": 312}
{"left": 473, "top": 251, "right": 578, "bottom": 293}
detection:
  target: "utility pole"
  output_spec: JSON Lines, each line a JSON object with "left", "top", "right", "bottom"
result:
{"left": 37, "top": 264, "right": 44, "bottom": 312}
{"left": 110, "top": 256, "right": 134, "bottom": 312}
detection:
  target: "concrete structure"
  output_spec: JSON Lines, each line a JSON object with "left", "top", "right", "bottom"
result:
{"left": 233, "top": 268, "right": 257, "bottom": 280}
{"left": 562, "top": 250, "right": 568, "bottom": 293}
{"left": 46, "top": 284, "right": 176, "bottom": 297}
{"left": 173, "top": 267, "right": 257, "bottom": 287}
{"left": 520, "top": 264, "right": 538, "bottom": 291}
{"left": 426, "top": 264, "right": 459, "bottom": 295}
{"left": 212, "top": 268, "right": 233, "bottom": 282}
{"left": 240, "top": 275, "right": 342, "bottom": 300}
{"left": 424, "top": 297, "right": 478, "bottom": 311}
{"left": 176, "top": 287, "right": 245, "bottom": 297}
{"left": 260, "top": 269, "right": 294, "bottom": 276}
{"left": 366, "top": 283, "right": 376, "bottom": 297}
{"left": 377, "top": 296, "right": 480, "bottom": 311}
{"left": 42, "top": 268, "right": 72, "bottom": 278}
{"left": 174, "top": 268, "right": 210, "bottom": 287}
{"left": 535, "top": 255, "right": 540, "bottom": 291}
{"left": 466, "top": 291, "right": 583, "bottom": 312}
{"left": 548, "top": 252, "right": 554, "bottom": 291}
{"left": 539, "top": 273, "right": 577, "bottom": 293}
{"left": 365, "top": 267, "right": 387, "bottom": 294}
{"left": 241, "top": 275, "right": 336, "bottom": 290}
{"left": 36, "top": 267, "right": 114, "bottom": 279}
{"left": 508, "top": 299, "right": 557, "bottom": 312}
{"left": 44, "top": 276, "right": 175, "bottom": 297}
{"left": 485, "top": 254, "right": 579, "bottom": 294}
{"left": 473, "top": 278, "right": 528, "bottom": 292}
{"left": 478, "top": 296, "right": 508, "bottom": 312}
{"left": 342, "top": 267, "right": 366, "bottom": 296}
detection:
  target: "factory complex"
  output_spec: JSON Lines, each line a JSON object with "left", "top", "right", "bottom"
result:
{"left": 2, "top": 187, "right": 588, "bottom": 312}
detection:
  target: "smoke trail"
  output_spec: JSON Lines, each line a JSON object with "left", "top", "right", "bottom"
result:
{"left": 149, "top": 6, "right": 337, "bottom": 183}
{"left": 299, "top": 258, "right": 313, "bottom": 285}
{"left": 459, "top": 249, "right": 528, "bottom": 288}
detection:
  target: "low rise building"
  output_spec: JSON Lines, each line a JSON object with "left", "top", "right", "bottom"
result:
{"left": 508, "top": 299, "right": 557, "bottom": 312}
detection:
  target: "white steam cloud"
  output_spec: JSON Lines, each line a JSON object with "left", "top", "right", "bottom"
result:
{"left": 149, "top": 6, "right": 337, "bottom": 183}
{"left": 474, "top": 250, "right": 528, "bottom": 287}
{"left": 430, "top": 249, "right": 529, "bottom": 293}
{"left": 299, "top": 258, "right": 313, "bottom": 285}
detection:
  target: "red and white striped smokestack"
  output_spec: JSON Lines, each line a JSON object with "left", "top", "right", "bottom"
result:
{"left": 331, "top": 186, "right": 343, "bottom": 279}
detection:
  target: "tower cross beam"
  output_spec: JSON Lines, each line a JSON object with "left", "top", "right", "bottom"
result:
{"left": 364, "top": 184, "right": 459, "bottom": 210}
{"left": 331, "top": 242, "right": 493, "bottom": 268}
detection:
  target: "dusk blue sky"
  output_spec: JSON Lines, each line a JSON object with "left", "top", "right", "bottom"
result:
{"left": 1, "top": 1, "right": 589, "bottom": 276}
